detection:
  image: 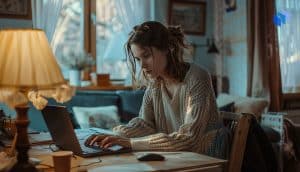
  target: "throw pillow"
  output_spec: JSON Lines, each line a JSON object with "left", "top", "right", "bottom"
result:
{"left": 116, "top": 90, "right": 145, "bottom": 122}
{"left": 217, "top": 93, "right": 269, "bottom": 118}
{"left": 72, "top": 105, "right": 120, "bottom": 130}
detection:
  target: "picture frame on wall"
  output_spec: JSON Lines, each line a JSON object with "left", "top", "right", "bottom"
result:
{"left": 0, "top": 0, "right": 32, "bottom": 19}
{"left": 168, "top": 0, "right": 206, "bottom": 35}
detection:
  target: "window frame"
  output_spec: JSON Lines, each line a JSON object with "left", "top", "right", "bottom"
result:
{"left": 83, "top": 0, "right": 96, "bottom": 73}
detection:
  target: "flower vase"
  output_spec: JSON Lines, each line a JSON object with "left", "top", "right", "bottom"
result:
{"left": 69, "top": 69, "right": 81, "bottom": 86}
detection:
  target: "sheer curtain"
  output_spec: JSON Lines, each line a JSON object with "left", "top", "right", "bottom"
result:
{"left": 102, "top": 0, "right": 152, "bottom": 60}
{"left": 276, "top": 0, "right": 300, "bottom": 93}
{"left": 97, "top": 0, "right": 152, "bottom": 83}
{"left": 115, "top": 0, "right": 152, "bottom": 34}
{"left": 103, "top": 0, "right": 152, "bottom": 60}
{"left": 31, "top": 0, "right": 63, "bottom": 46}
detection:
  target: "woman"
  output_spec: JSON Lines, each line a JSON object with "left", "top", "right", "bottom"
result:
{"left": 85, "top": 21, "right": 225, "bottom": 158}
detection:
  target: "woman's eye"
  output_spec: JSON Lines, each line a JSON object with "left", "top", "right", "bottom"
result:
{"left": 135, "top": 58, "right": 140, "bottom": 61}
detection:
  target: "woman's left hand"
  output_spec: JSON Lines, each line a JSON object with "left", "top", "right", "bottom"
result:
{"left": 85, "top": 134, "right": 132, "bottom": 149}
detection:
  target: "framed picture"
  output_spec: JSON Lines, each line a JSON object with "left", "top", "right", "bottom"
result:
{"left": 0, "top": 0, "right": 32, "bottom": 19}
{"left": 168, "top": 0, "right": 206, "bottom": 35}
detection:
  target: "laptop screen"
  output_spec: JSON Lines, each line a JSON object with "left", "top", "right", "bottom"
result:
{"left": 41, "top": 105, "right": 83, "bottom": 155}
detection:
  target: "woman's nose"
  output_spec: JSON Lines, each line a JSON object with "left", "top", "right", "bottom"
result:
{"left": 141, "top": 60, "right": 147, "bottom": 68}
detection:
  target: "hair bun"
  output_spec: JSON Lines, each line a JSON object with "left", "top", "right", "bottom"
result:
{"left": 168, "top": 26, "right": 185, "bottom": 46}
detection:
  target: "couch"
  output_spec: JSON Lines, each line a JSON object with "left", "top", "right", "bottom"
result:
{"left": 27, "top": 90, "right": 145, "bottom": 132}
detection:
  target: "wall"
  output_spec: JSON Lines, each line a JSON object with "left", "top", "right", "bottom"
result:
{"left": 0, "top": 18, "right": 32, "bottom": 28}
{"left": 222, "top": 0, "right": 248, "bottom": 96}
{"left": 155, "top": 0, "right": 249, "bottom": 96}
{"left": 155, "top": 0, "right": 217, "bottom": 74}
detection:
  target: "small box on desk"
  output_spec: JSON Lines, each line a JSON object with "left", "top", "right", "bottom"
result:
{"left": 97, "top": 74, "right": 111, "bottom": 87}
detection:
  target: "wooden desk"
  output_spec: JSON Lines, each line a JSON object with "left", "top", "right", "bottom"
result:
{"left": 30, "top": 145, "right": 226, "bottom": 172}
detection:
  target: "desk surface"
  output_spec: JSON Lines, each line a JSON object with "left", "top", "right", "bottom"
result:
{"left": 30, "top": 145, "right": 226, "bottom": 172}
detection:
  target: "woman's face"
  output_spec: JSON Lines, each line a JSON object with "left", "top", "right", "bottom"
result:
{"left": 131, "top": 44, "right": 168, "bottom": 79}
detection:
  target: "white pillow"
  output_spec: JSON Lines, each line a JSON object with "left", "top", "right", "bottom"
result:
{"left": 72, "top": 105, "right": 120, "bottom": 130}
{"left": 217, "top": 93, "right": 269, "bottom": 118}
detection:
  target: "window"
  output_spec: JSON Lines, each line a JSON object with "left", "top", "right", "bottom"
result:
{"left": 53, "top": 0, "right": 152, "bottom": 86}
{"left": 52, "top": 0, "right": 84, "bottom": 78}
{"left": 95, "top": 0, "right": 129, "bottom": 84}
{"left": 276, "top": 0, "right": 300, "bottom": 94}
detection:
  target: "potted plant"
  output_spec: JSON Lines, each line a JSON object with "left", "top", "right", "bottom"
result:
{"left": 59, "top": 50, "right": 95, "bottom": 86}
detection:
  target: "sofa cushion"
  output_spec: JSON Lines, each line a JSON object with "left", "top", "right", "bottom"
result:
{"left": 116, "top": 90, "right": 145, "bottom": 122}
{"left": 217, "top": 93, "right": 269, "bottom": 118}
{"left": 27, "top": 90, "right": 121, "bottom": 132}
{"left": 72, "top": 105, "right": 120, "bottom": 130}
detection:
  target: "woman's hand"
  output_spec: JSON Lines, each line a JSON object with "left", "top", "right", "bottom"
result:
{"left": 84, "top": 134, "right": 132, "bottom": 149}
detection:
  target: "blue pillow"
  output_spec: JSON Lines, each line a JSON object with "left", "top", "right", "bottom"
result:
{"left": 116, "top": 90, "right": 145, "bottom": 122}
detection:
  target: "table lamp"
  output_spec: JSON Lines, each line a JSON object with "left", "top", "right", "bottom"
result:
{"left": 0, "top": 29, "right": 74, "bottom": 171}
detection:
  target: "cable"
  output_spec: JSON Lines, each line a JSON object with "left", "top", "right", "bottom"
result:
{"left": 71, "top": 157, "right": 102, "bottom": 169}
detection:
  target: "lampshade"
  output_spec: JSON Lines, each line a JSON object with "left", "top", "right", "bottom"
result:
{"left": 0, "top": 29, "right": 74, "bottom": 171}
{"left": 0, "top": 29, "right": 73, "bottom": 109}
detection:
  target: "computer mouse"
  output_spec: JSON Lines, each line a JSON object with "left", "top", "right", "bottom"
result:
{"left": 137, "top": 153, "right": 165, "bottom": 161}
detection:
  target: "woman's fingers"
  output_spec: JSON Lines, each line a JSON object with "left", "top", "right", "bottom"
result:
{"left": 100, "top": 136, "right": 114, "bottom": 147}
{"left": 103, "top": 142, "right": 114, "bottom": 149}
{"left": 85, "top": 135, "right": 131, "bottom": 149}
{"left": 85, "top": 134, "right": 106, "bottom": 146}
{"left": 84, "top": 134, "right": 96, "bottom": 145}
{"left": 101, "top": 136, "right": 131, "bottom": 149}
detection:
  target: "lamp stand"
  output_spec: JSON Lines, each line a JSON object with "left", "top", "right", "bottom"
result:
{"left": 10, "top": 105, "right": 37, "bottom": 172}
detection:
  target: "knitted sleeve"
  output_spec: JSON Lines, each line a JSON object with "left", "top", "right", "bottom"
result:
{"left": 130, "top": 72, "right": 219, "bottom": 152}
{"left": 113, "top": 87, "right": 157, "bottom": 138}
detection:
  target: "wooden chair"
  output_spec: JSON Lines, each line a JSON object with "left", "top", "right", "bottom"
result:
{"left": 221, "top": 112, "right": 255, "bottom": 172}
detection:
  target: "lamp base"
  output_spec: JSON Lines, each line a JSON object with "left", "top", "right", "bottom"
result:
{"left": 10, "top": 162, "right": 37, "bottom": 172}
{"left": 10, "top": 105, "right": 38, "bottom": 172}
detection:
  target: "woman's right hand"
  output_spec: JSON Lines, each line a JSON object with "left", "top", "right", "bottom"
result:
{"left": 84, "top": 134, "right": 132, "bottom": 149}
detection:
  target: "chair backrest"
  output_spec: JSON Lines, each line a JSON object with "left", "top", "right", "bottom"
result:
{"left": 221, "top": 112, "right": 255, "bottom": 172}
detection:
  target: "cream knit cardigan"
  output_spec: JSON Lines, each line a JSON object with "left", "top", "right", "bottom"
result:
{"left": 113, "top": 64, "right": 221, "bottom": 154}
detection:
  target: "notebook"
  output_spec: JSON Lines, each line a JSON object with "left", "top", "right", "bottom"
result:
{"left": 41, "top": 105, "right": 130, "bottom": 157}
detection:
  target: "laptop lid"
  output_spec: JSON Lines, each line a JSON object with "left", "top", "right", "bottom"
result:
{"left": 41, "top": 105, "right": 130, "bottom": 157}
{"left": 41, "top": 105, "right": 84, "bottom": 156}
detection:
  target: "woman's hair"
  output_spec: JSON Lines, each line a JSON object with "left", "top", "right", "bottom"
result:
{"left": 125, "top": 21, "right": 188, "bottom": 87}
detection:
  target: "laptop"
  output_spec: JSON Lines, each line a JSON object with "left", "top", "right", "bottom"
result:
{"left": 41, "top": 105, "right": 130, "bottom": 157}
